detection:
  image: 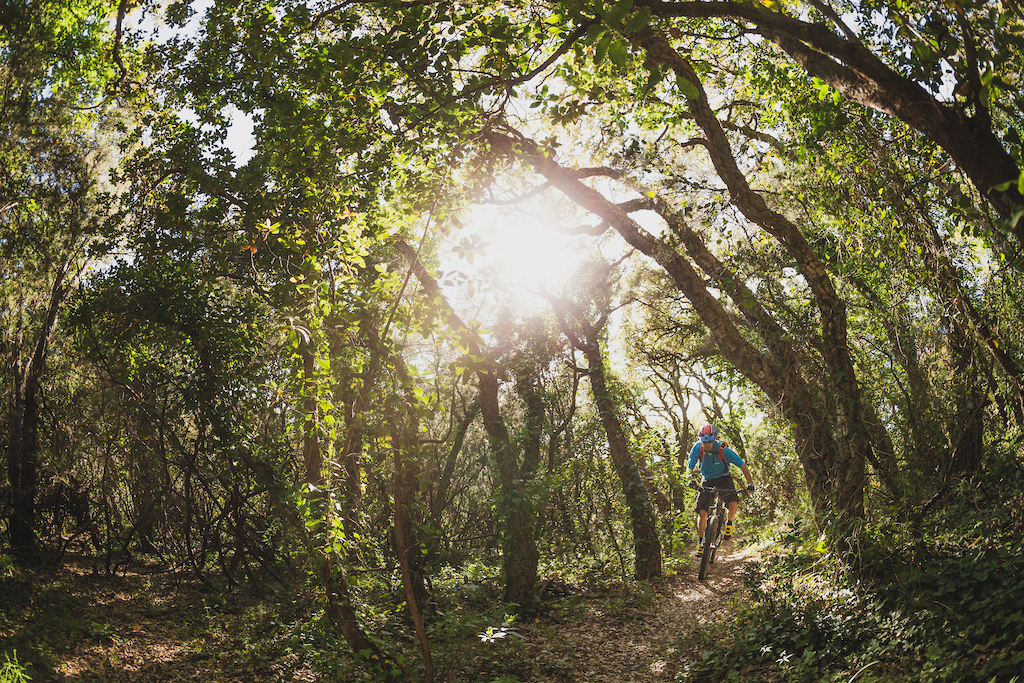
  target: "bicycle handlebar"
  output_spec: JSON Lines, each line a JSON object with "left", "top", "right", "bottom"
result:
{"left": 688, "top": 481, "right": 750, "bottom": 494}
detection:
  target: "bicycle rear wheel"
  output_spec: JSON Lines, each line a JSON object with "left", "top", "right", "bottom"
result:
{"left": 698, "top": 515, "right": 718, "bottom": 581}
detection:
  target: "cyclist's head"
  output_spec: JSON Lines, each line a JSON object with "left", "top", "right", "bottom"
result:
{"left": 698, "top": 423, "right": 717, "bottom": 443}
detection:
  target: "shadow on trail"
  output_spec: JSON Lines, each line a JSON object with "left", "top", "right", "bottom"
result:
{"left": 515, "top": 539, "right": 761, "bottom": 683}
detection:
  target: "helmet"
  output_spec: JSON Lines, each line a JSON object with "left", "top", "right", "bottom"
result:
{"left": 698, "top": 423, "right": 717, "bottom": 443}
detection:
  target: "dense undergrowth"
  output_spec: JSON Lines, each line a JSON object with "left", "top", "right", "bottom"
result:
{"left": 681, "top": 466, "right": 1024, "bottom": 683}
{"left": 0, "top": 544, "right": 671, "bottom": 682}
{"left": 6, "top": 465, "right": 1022, "bottom": 683}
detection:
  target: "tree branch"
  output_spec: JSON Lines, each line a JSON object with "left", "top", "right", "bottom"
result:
{"left": 430, "top": 23, "right": 591, "bottom": 114}
{"left": 806, "top": 0, "right": 860, "bottom": 43}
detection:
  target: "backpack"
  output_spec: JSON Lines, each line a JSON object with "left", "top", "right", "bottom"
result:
{"left": 699, "top": 440, "right": 728, "bottom": 465}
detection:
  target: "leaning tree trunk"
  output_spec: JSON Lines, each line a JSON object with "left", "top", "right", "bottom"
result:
{"left": 548, "top": 295, "right": 662, "bottom": 580}
{"left": 8, "top": 260, "right": 70, "bottom": 558}
{"left": 581, "top": 339, "right": 662, "bottom": 580}
{"left": 430, "top": 400, "right": 479, "bottom": 525}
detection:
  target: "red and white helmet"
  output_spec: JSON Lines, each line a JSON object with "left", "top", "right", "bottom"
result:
{"left": 698, "top": 423, "right": 717, "bottom": 443}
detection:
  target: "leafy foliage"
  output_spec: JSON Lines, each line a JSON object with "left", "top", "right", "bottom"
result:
{"left": 682, "top": 464, "right": 1024, "bottom": 683}
{"left": 7, "top": 0, "right": 1024, "bottom": 680}
{"left": 0, "top": 651, "right": 30, "bottom": 683}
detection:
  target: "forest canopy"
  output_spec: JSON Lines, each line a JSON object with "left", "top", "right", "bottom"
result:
{"left": 3, "top": 0, "right": 1024, "bottom": 681}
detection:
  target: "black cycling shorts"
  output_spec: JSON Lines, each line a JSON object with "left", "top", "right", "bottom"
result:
{"left": 695, "top": 475, "right": 739, "bottom": 513}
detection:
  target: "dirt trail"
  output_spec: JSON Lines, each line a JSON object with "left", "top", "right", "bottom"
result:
{"left": 518, "top": 541, "right": 760, "bottom": 683}
{"left": 4, "top": 541, "right": 759, "bottom": 682}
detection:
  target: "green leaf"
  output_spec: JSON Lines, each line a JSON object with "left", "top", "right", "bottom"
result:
{"left": 594, "top": 32, "right": 613, "bottom": 64}
{"left": 585, "top": 23, "right": 606, "bottom": 45}
{"left": 676, "top": 75, "right": 700, "bottom": 99}
{"left": 608, "top": 39, "right": 628, "bottom": 67}
{"left": 623, "top": 7, "right": 651, "bottom": 34}
{"left": 606, "top": 0, "right": 634, "bottom": 25}
{"left": 644, "top": 64, "right": 664, "bottom": 92}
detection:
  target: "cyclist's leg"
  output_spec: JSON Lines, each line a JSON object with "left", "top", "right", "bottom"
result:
{"left": 694, "top": 490, "right": 713, "bottom": 556}
{"left": 694, "top": 488, "right": 713, "bottom": 535}
{"left": 725, "top": 501, "right": 737, "bottom": 537}
{"left": 720, "top": 477, "right": 740, "bottom": 536}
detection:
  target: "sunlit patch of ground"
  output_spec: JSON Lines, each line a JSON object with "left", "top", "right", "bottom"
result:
{"left": 1, "top": 554, "right": 312, "bottom": 683}
{"left": 510, "top": 538, "right": 762, "bottom": 683}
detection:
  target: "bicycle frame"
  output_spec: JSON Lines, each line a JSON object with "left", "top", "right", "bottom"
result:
{"left": 693, "top": 483, "right": 742, "bottom": 581}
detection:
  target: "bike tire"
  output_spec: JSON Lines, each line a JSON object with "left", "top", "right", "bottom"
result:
{"left": 698, "top": 515, "right": 718, "bottom": 581}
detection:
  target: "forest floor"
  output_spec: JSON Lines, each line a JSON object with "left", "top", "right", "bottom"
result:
{"left": 503, "top": 541, "right": 759, "bottom": 683}
{"left": 0, "top": 539, "right": 759, "bottom": 682}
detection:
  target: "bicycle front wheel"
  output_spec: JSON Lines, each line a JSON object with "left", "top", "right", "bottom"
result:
{"left": 698, "top": 515, "right": 718, "bottom": 581}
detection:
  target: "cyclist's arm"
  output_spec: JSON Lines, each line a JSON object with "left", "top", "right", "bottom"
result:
{"left": 738, "top": 463, "right": 754, "bottom": 489}
{"left": 686, "top": 443, "right": 700, "bottom": 472}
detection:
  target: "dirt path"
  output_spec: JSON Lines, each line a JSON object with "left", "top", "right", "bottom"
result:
{"left": 3, "top": 541, "right": 760, "bottom": 682}
{"left": 517, "top": 541, "right": 760, "bottom": 683}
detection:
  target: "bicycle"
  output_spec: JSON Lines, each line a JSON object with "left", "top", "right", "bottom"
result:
{"left": 689, "top": 481, "right": 748, "bottom": 581}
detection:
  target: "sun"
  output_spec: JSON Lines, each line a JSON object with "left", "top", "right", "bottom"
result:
{"left": 472, "top": 206, "right": 587, "bottom": 294}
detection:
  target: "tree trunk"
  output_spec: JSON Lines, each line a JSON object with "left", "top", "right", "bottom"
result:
{"left": 431, "top": 400, "right": 479, "bottom": 524}
{"left": 548, "top": 296, "right": 662, "bottom": 580}
{"left": 514, "top": 362, "right": 545, "bottom": 480}
{"left": 393, "top": 239, "right": 539, "bottom": 607}
{"left": 9, "top": 366, "right": 41, "bottom": 557}
{"left": 394, "top": 433, "right": 433, "bottom": 682}
{"left": 7, "top": 260, "right": 70, "bottom": 559}
{"left": 478, "top": 372, "right": 540, "bottom": 606}
{"left": 296, "top": 336, "right": 402, "bottom": 680}
{"left": 582, "top": 341, "right": 663, "bottom": 579}
{"left": 393, "top": 361, "right": 429, "bottom": 609}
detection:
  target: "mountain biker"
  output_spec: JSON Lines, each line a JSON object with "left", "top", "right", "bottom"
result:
{"left": 687, "top": 423, "right": 754, "bottom": 558}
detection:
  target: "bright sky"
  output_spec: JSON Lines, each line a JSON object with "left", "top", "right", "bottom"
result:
{"left": 130, "top": 0, "right": 257, "bottom": 166}
{"left": 444, "top": 203, "right": 593, "bottom": 303}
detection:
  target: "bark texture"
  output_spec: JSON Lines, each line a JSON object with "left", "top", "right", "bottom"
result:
{"left": 7, "top": 260, "right": 70, "bottom": 558}
{"left": 548, "top": 297, "right": 663, "bottom": 580}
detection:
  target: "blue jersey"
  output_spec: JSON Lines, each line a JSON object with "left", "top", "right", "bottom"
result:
{"left": 688, "top": 440, "right": 744, "bottom": 481}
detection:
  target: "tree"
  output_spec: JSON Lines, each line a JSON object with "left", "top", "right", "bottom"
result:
{"left": 396, "top": 240, "right": 541, "bottom": 607}
{"left": 1, "top": 0, "right": 126, "bottom": 558}
{"left": 544, "top": 261, "right": 663, "bottom": 580}
{"left": 109, "top": 5, "right": 1024, "bottom": 681}
{"left": 633, "top": 1, "right": 1024, "bottom": 228}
